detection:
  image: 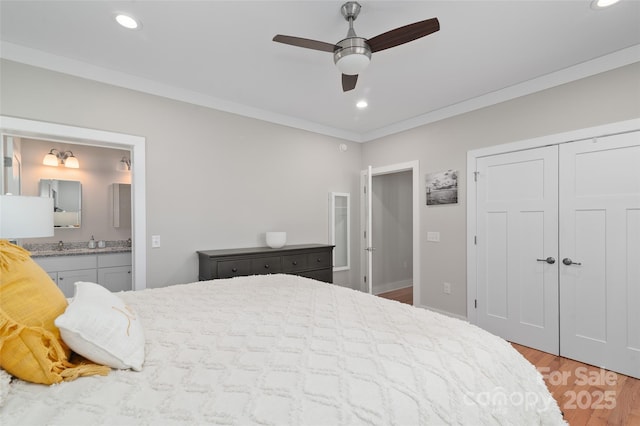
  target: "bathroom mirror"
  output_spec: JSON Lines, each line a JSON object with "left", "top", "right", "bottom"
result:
{"left": 39, "top": 179, "right": 82, "bottom": 227}
{"left": 329, "top": 192, "right": 350, "bottom": 271}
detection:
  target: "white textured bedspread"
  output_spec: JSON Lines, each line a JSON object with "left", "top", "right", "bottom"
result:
{"left": 2, "top": 274, "right": 565, "bottom": 425}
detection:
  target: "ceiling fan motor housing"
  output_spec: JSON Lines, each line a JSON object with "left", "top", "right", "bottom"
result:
{"left": 334, "top": 37, "right": 371, "bottom": 75}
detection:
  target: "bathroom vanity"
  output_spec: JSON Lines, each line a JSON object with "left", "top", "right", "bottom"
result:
{"left": 33, "top": 249, "right": 131, "bottom": 297}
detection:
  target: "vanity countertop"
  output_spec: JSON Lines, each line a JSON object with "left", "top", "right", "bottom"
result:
{"left": 25, "top": 240, "right": 132, "bottom": 258}
{"left": 30, "top": 246, "right": 132, "bottom": 258}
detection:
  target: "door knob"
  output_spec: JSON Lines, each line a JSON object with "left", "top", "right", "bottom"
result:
{"left": 562, "top": 258, "right": 582, "bottom": 266}
{"left": 536, "top": 257, "right": 556, "bottom": 264}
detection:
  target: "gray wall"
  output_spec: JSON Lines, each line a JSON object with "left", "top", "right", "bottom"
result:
{"left": 371, "top": 171, "right": 413, "bottom": 294}
{"left": 361, "top": 62, "right": 640, "bottom": 317}
{"left": 2, "top": 58, "right": 639, "bottom": 317}
{"left": 0, "top": 59, "right": 363, "bottom": 288}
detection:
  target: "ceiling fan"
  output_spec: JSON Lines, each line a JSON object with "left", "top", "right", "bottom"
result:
{"left": 273, "top": 1, "right": 440, "bottom": 92}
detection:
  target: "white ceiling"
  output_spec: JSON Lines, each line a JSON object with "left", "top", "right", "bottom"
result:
{"left": 1, "top": 1, "right": 639, "bottom": 142}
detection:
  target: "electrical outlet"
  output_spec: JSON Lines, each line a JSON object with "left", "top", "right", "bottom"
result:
{"left": 427, "top": 231, "right": 440, "bottom": 242}
{"left": 443, "top": 282, "right": 451, "bottom": 294}
{"left": 151, "top": 235, "right": 161, "bottom": 248}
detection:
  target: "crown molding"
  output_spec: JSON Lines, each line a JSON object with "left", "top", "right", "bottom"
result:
{"left": 2, "top": 41, "right": 638, "bottom": 143}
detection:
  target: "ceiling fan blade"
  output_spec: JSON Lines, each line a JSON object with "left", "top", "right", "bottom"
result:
{"left": 273, "top": 35, "right": 337, "bottom": 53}
{"left": 342, "top": 74, "right": 358, "bottom": 92}
{"left": 367, "top": 17, "right": 439, "bottom": 53}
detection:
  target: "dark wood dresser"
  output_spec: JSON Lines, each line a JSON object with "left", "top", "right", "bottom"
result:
{"left": 197, "top": 244, "right": 334, "bottom": 283}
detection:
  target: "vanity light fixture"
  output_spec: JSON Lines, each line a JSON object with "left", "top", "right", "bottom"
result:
{"left": 356, "top": 100, "right": 368, "bottom": 109}
{"left": 117, "top": 157, "right": 131, "bottom": 171}
{"left": 42, "top": 149, "right": 80, "bottom": 168}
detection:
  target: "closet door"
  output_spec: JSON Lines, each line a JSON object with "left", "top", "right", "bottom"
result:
{"left": 559, "top": 132, "right": 640, "bottom": 378}
{"left": 476, "top": 146, "right": 559, "bottom": 354}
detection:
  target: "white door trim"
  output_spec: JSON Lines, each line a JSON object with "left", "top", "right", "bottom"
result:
{"left": 0, "top": 116, "right": 147, "bottom": 291}
{"left": 466, "top": 118, "right": 640, "bottom": 323}
{"left": 360, "top": 160, "right": 420, "bottom": 306}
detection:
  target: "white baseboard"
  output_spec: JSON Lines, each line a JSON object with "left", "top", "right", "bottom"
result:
{"left": 373, "top": 279, "right": 412, "bottom": 295}
{"left": 415, "top": 304, "right": 468, "bottom": 321}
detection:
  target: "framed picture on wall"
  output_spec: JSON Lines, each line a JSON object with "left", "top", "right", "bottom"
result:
{"left": 426, "top": 169, "right": 458, "bottom": 205}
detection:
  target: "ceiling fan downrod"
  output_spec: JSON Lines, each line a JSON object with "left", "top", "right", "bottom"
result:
{"left": 334, "top": 2, "right": 371, "bottom": 75}
{"left": 341, "top": 1, "right": 361, "bottom": 38}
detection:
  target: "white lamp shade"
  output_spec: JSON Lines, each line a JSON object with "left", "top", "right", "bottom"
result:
{"left": 117, "top": 158, "right": 130, "bottom": 171}
{"left": 336, "top": 53, "right": 370, "bottom": 75}
{"left": 0, "top": 195, "right": 54, "bottom": 239}
{"left": 43, "top": 152, "right": 59, "bottom": 166}
{"left": 65, "top": 155, "right": 79, "bottom": 168}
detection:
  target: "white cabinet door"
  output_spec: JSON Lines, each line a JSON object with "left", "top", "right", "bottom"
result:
{"left": 476, "top": 145, "right": 559, "bottom": 354}
{"left": 57, "top": 269, "right": 98, "bottom": 297}
{"left": 98, "top": 266, "right": 132, "bottom": 293}
{"left": 559, "top": 132, "right": 640, "bottom": 378}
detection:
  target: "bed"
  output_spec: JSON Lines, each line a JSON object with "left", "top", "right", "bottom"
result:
{"left": 1, "top": 273, "right": 565, "bottom": 425}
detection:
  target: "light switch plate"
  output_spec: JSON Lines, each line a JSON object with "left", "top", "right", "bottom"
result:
{"left": 151, "top": 235, "right": 161, "bottom": 248}
{"left": 427, "top": 231, "right": 440, "bottom": 242}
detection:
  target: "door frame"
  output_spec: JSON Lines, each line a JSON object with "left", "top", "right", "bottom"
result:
{"left": 466, "top": 118, "right": 640, "bottom": 323}
{"left": 0, "top": 115, "right": 147, "bottom": 291}
{"left": 360, "top": 160, "right": 420, "bottom": 306}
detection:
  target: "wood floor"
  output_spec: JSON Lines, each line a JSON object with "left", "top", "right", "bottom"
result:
{"left": 377, "top": 286, "right": 413, "bottom": 305}
{"left": 512, "top": 343, "right": 640, "bottom": 426}
{"left": 377, "top": 288, "right": 640, "bottom": 425}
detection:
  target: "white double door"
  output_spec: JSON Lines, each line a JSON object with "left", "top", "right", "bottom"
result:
{"left": 476, "top": 131, "right": 640, "bottom": 378}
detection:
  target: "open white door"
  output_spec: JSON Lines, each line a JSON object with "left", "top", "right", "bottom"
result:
{"left": 365, "top": 165, "right": 373, "bottom": 294}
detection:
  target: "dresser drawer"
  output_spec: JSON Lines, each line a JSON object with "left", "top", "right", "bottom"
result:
{"left": 298, "top": 268, "right": 333, "bottom": 283}
{"left": 307, "top": 251, "right": 331, "bottom": 269}
{"left": 281, "top": 254, "right": 308, "bottom": 272}
{"left": 218, "top": 259, "right": 251, "bottom": 278}
{"left": 250, "top": 256, "right": 282, "bottom": 274}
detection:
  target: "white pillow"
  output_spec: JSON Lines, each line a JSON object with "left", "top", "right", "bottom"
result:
{"left": 55, "top": 282, "right": 145, "bottom": 371}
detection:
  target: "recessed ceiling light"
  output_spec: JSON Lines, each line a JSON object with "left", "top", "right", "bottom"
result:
{"left": 356, "top": 100, "right": 368, "bottom": 109}
{"left": 115, "top": 14, "right": 140, "bottom": 29}
{"left": 591, "top": 0, "right": 621, "bottom": 10}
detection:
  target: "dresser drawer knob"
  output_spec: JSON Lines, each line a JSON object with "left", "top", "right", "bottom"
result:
{"left": 292, "top": 261, "right": 298, "bottom": 266}
{"left": 264, "top": 264, "right": 270, "bottom": 269}
{"left": 232, "top": 267, "right": 238, "bottom": 273}
{"left": 317, "top": 258, "right": 322, "bottom": 262}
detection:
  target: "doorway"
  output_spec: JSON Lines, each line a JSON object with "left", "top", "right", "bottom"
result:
{"left": 361, "top": 161, "right": 420, "bottom": 306}
{"left": 0, "top": 116, "right": 147, "bottom": 290}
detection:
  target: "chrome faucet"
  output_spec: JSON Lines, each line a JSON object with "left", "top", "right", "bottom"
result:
{"left": 57, "top": 240, "right": 64, "bottom": 251}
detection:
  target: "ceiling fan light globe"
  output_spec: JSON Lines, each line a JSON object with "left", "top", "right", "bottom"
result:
{"left": 334, "top": 37, "right": 371, "bottom": 75}
{"left": 336, "top": 53, "right": 370, "bottom": 75}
